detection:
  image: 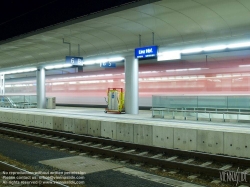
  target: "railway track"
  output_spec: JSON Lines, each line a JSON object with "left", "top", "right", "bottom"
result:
{"left": 0, "top": 160, "right": 68, "bottom": 187}
{"left": 0, "top": 122, "right": 250, "bottom": 186}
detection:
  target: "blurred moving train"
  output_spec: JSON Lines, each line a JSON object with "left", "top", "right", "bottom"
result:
{"left": 4, "top": 59, "right": 250, "bottom": 107}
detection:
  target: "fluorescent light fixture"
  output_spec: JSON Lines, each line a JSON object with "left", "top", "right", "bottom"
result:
{"left": 157, "top": 51, "right": 181, "bottom": 61}
{"left": 82, "top": 60, "right": 96, "bottom": 65}
{"left": 203, "top": 45, "right": 226, "bottom": 51}
{"left": 3, "top": 67, "right": 37, "bottom": 74}
{"left": 45, "top": 64, "right": 72, "bottom": 70}
{"left": 176, "top": 69, "right": 187, "bottom": 71}
{"left": 228, "top": 42, "right": 250, "bottom": 49}
{"left": 108, "top": 57, "right": 124, "bottom": 62}
{"left": 239, "top": 64, "right": 250, "bottom": 67}
{"left": 232, "top": 74, "right": 241, "bottom": 77}
{"left": 95, "top": 59, "right": 108, "bottom": 63}
{"left": 175, "top": 41, "right": 250, "bottom": 55}
{"left": 52, "top": 82, "right": 64, "bottom": 85}
{"left": 181, "top": 48, "right": 202, "bottom": 54}
{"left": 188, "top": 68, "right": 202, "bottom": 71}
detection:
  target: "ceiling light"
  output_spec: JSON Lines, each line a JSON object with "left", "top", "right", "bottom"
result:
{"left": 239, "top": 65, "right": 250, "bottom": 67}
{"left": 95, "top": 59, "right": 108, "bottom": 63}
{"left": 227, "top": 42, "right": 250, "bottom": 49}
{"left": 45, "top": 64, "right": 72, "bottom": 70}
{"left": 181, "top": 48, "right": 203, "bottom": 54}
{"left": 108, "top": 57, "right": 124, "bottom": 62}
{"left": 82, "top": 61, "right": 96, "bottom": 65}
{"left": 203, "top": 45, "right": 226, "bottom": 51}
{"left": 3, "top": 67, "right": 37, "bottom": 74}
{"left": 188, "top": 68, "right": 202, "bottom": 71}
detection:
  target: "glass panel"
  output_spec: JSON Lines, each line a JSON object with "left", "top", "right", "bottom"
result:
{"left": 198, "top": 96, "right": 227, "bottom": 109}
{"left": 228, "top": 96, "right": 250, "bottom": 109}
{"left": 0, "top": 95, "right": 37, "bottom": 108}
{"left": 152, "top": 95, "right": 250, "bottom": 109}
{"left": 168, "top": 96, "right": 197, "bottom": 108}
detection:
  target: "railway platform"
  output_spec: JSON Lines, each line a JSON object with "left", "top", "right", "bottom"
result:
{"left": 0, "top": 106, "right": 249, "bottom": 158}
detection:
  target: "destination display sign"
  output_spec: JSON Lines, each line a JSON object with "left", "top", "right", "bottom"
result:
{"left": 65, "top": 56, "right": 83, "bottom": 66}
{"left": 134, "top": 46, "right": 158, "bottom": 59}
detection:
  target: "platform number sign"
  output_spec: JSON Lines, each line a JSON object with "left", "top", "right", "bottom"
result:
{"left": 66, "top": 56, "right": 83, "bottom": 66}
{"left": 100, "top": 62, "right": 116, "bottom": 68}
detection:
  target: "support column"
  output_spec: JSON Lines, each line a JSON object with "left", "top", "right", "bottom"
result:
{"left": 0, "top": 74, "right": 4, "bottom": 95}
{"left": 125, "top": 56, "right": 139, "bottom": 114}
{"left": 36, "top": 67, "right": 46, "bottom": 109}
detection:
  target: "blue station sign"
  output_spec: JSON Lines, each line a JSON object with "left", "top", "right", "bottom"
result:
{"left": 100, "top": 62, "right": 116, "bottom": 68}
{"left": 66, "top": 56, "right": 83, "bottom": 66}
{"left": 135, "top": 46, "right": 158, "bottom": 59}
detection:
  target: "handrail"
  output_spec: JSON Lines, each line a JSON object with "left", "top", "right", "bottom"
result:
{"left": 0, "top": 95, "right": 37, "bottom": 108}
{"left": 151, "top": 107, "right": 250, "bottom": 121}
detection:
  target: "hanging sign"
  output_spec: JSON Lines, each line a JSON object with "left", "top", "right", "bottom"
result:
{"left": 100, "top": 62, "right": 116, "bottom": 68}
{"left": 134, "top": 46, "right": 158, "bottom": 59}
{"left": 65, "top": 56, "right": 83, "bottom": 66}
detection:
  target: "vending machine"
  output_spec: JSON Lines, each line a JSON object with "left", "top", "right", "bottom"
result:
{"left": 105, "top": 88, "right": 125, "bottom": 113}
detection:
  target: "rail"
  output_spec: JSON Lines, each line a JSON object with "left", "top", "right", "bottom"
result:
{"left": 0, "top": 122, "right": 250, "bottom": 185}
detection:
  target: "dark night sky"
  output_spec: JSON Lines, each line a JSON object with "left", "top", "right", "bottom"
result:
{"left": 0, "top": 0, "right": 137, "bottom": 42}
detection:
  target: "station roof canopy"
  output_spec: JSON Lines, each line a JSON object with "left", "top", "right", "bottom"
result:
{"left": 1, "top": 0, "right": 250, "bottom": 69}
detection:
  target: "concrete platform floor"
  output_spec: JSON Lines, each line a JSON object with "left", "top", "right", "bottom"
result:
{"left": 5, "top": 106, "right": 250, "bottom": 133}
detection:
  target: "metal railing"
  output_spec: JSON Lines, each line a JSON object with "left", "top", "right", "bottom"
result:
{"left": 0, "top": 95, "right": 37, "bottom": 108}
{"left": 152, "top": 95, "right": 250, "bottom": 122}
{"left": 151, "top": 107, "right": 250, "bottom": 121}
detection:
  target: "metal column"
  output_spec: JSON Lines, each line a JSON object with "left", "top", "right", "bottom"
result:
{"left": 0, "top": 74, "right": 4, "bottom": 95}
{"left": 125, "top": 56, "right": 139, "bottom": 114}
{"left": 36, "top": 67, "right": 46, "bottom": 109}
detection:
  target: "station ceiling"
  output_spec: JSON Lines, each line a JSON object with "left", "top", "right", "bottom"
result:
{"left": 1, "top": 0, "right": 250, "bottom": 70}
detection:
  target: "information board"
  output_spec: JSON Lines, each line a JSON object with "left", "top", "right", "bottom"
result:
{"left": 134, "top": 46, "right": 158, "bottom": 59}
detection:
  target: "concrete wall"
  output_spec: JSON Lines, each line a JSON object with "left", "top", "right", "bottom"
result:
{"left": 74, "top": 118, "right": 88, "bottom": 134}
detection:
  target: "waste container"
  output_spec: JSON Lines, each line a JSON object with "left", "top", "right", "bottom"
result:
{"left": 46, "top": 97, "right": 56, "bottom": 109}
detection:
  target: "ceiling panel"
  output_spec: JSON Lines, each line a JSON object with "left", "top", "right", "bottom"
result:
{"left": 1, "top": 0, "right": 250, "bottom": 70}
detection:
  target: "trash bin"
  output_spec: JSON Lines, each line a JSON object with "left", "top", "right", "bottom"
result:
{"left": 46, "top": 97, "right": 56, "bottom": 109}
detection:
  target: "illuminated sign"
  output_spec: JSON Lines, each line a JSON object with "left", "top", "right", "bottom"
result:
{"left": 134, "top": 46, "right": 158, "bottom": 59}
{"left": 66, "top": 56, "right": 83, "bottom": 66}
